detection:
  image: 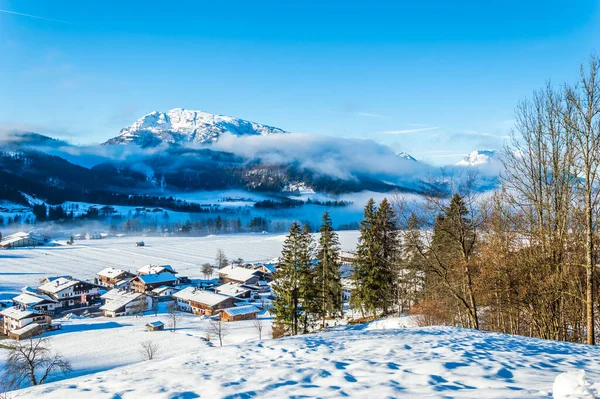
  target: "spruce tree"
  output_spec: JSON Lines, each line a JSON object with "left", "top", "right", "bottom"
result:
{"left": 351, "top": 198, "right": 378, "bottom": 317}
{"left": 272, "top": 222, "right": 302, "bottom": 336}
{"left": 315, "top": 211, "right": 342, "bottom": 327}
{"left": 297, "top": 223, "right": 317, "bottom": 334}
{"left": 374, "top": 198, "right": 399, "bottom": 315}
{"left": 351, "top": 198, "right": 399, "bottom": 318}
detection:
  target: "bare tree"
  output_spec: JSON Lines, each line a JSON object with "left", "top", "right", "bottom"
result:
{"left": 201, "top": 263, "right": 214, "bottom": 280}
{"left": 215, "top": 249, "right": 228, "bottom": 269}
{"left": 167, "top": 301, "right": 179, "bottom": 332}
{"left": 2, "top": 338, "right": 71, "bottom": 388}
{"left": 564, "top": 55, "right": 600, "bottom": 345}
{"left": 205, "top": 317, "right": 229, "bottom": 346}
{"left": 139, "top": 340, "right": 160, "bottom": 361}
{"left": 253, "top": 318, "right": 264, "bottom": 340}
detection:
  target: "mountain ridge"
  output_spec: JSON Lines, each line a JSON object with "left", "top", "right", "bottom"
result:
{"left": 104, "top": 108, "right": 288, "bottom": 147}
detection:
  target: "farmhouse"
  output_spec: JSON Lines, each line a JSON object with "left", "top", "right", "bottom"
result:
{"left": 0, "top": 232, "right": 46, "bottom": 249}
{"left": 38, "top": 277, "right": 102, "bottom": 308}
{"left": 12, "top": 291, "right": 59, "bottom": 314}
{"left": 215, "top": 282, "right": 252, "bottom": 299}
{"left": 173, "top": 287, "right": 239, "bottom": 316}
{"left": 219, "top": 265, "right": 268, "bottom": 285}
{"left": 97, "top": 267, "right": 136, "bottom": 288}
{"left": 100, "top": 289, "right": 152, "bottom": 317}
{"left": 0, "top": 307, "right": 51, "bottom": 337}
{"left": 220, "top": 305, "right": 260, "bottom": 322}
{"left": 131, "top": 272, "right": 179, "bottom": 293}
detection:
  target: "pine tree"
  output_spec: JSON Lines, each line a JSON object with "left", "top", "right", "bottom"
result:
{"left": 272, "top": 222, "right": 302, "bottom": 336}
{"left": 297, "top": 224, "right": 317, "bottom": 334}
{"left": 351, "top": 198, "right": 399, "bottom": 318}
{"left": 351, "top": 198, "right": 378, "bottom": 317}
{"left": 374, "top": 198, "right": 399, "bottom": 315}
{"left": 315, "top": 211, "right": 342, "bottom": 327}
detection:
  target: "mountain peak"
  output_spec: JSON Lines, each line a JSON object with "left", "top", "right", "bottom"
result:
{"left": 397, "top": 152, "right": 417, "bottom": 162}
{"left": 456, "top": 149, "right": 497, "bottom": 166}
{"left": 104, "top": 109, "right": 288, "bottom": 147}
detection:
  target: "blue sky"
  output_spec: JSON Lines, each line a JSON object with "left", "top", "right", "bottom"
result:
{"left": 1, "top": 0, "right": 599, "bottom": 164}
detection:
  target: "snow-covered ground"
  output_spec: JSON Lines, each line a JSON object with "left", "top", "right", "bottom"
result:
{"left": 0, "top": 232, "right": 360, "bottom": 299}
{"left": 8, "top": 320, "right": 600, "bottom": 398}
{"left": 0, "top": 305, "right": 271, "bottom": 385}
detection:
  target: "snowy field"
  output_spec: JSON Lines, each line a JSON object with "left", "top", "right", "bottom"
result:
{"left": 0, "top": 231, "right": 360, "bottom": 298}
{"left": 8, "top": 320, "right": 600, "bottom": 398}
{"left": 0, "top": 306, "right": 271, "bottom": 383}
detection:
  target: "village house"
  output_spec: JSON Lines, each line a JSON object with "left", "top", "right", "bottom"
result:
{"left": 219, "top": 265, "right": 270, "bottom": 285}
{"left": 131, "top": 272, "right": 179, "bottom": 293}
{"left": 215, "top": 282, "right": 252, "bottom": 299}
{"left": 12, "top": 291, "right": 59, "bottom": 314}
{"left": 137, "top": 264, "right": 177, "bottom": 275}
{"left": 339, "top": 251, "right": 356, "bottom": 266}
{"left": 151, "top": 286, "right": 179, "bottom": 298}
{"left": 0, "top": 307, "right": 51, "bottom": 338}
{"left": 173, "top": 287, "right": 239, "bottom": 316}
{"left": 38, "top": 277, "right": 102, "bottom": 309}
{"left": 220, "top": 305, "right": 260, "bottom": 322}
{"left": 96, "top": 267, "right": 136, "bottom": 288}
{"left": 0, "top": 232, "right": 46, "bottom": 249}
{"left": 100, "top": 289, "right": 152, "bottom": 317}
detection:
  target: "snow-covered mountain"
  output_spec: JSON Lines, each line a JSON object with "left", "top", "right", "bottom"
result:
{"left": 456, "top": 149, "right": 498, "bottom": 166}
{"left": 104, "top": 108, "right": 288, "bottom": 147}
{"left": 397, "top": 152, "right": 417, "bottom": 162}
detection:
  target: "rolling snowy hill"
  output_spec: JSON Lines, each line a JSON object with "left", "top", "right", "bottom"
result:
{"left": 104, "top": 108, "right": 288, "bottom": 147}
{"left": 9, "top": 322, "right": 600, "bottom": 398}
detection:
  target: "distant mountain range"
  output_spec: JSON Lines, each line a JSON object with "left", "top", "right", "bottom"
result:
{"left": 0, "top": 110, "right": 502, "bottom": 210}
{"left": 104, "top": 108, "right": 288, "bottom": 147}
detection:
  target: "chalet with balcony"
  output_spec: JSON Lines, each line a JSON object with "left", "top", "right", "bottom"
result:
{"left": 38, "top": 277, "right": 102, "bottom": 308}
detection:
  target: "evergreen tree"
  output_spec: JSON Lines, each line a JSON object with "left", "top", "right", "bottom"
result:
{"left": 315, "top": 211, "right": 342, "bottom": 327}
{"left": 351, "top": 198, "right": 399, "bottom": 317}
{"left": 272, "top": 222, "right": 302, "bottom": 336}
{"left": 374, "top": 198, "right": 399, "bottom": 315}
{"left": 297, "top": 223, "right": 317, "bottom": 334}
{"left": 351, "top": 198, "right": 378, "bottom": 317}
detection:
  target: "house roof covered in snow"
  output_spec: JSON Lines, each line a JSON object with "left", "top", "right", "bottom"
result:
{"left": 135, "top": 272, "right": 178, "bottom": 285}
{"left": 100, "top": 289, "right": 144, "bottom": 312}
{"left": 215, "top": 282, "right": 250, "bottom": 298}
{"left": 97, "top": 267, "right": 131, "bottom": 279}
{"left": 11, "top": 323, "right": 42, "bottom": 336}
{"left": 219, "top": 265, "right": 260, "bottom": 282}
{"left": 173, "top": 287, "right": 232, "bottom": 307}
{"left": 152, "top": 286, "right": 178, "bottom": 295}
{"left": 38, "top": 277, "right": 79, "bottom": 294}
{"left": 137, "top": 264, "right": 177, "bottom": 275}
{"left": 0, "top": 231, "right": 45, "bottom": 246}
{"left": 221, "top": 305, "right": 259, "bottom": 317}
{"left": 12, "top": 292, "right": 57, "bottom": 307}
{"left": 0, "top": 306, "right": 39, "bottom": 320}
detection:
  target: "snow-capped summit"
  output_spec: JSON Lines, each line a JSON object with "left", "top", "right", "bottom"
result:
{"left": 104, "top": 108, "right": 288, "bottom": 147}
{"left": 456, "top": 150, "right": 497, "bottom": 166}
{"left": 397, "top": 152, "right": 417, "bottom": 162}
